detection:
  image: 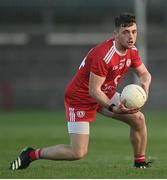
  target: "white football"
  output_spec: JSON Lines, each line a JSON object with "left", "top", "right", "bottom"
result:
{"left": 120, "top": 84, "right": 147, "bottom": 109}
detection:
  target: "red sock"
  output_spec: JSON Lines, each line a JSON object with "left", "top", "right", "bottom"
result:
{"left": 29, "top": 149, "right": 42, "bottom": 161}
{"left": 134, "top": 155, "right": 145, "bottom": 163}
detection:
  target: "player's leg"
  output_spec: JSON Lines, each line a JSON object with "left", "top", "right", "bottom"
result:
{"left": 10, "top": 122, "right": 90, "bottom": 170}
{"left": 39, "top": 124, "right": 89, "bottom": 160}
{"left": 98, "top": 92, "right": 151, "bottom": 168}
{"left": 100, "top": 109, "right": 147, "bottom": 157}
{"left": 99, "top": 107, "right": 151, "bottom": 168}
{"left": 113, "top": 112, "right": 148, "bottom": 164}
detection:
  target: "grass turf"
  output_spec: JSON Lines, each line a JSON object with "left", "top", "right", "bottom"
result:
{"left": 0, "top": 110, "right": 167, "bottom": 178}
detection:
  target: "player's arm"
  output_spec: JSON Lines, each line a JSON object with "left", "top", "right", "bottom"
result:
{"left": 89, "top": 72, "right": 137, "bottom": 114}
{"left": 89, "top": 72, "right": 111, "bottom": 109}
{"left": 134, "top": 63, "right": 152, "bottom": 97}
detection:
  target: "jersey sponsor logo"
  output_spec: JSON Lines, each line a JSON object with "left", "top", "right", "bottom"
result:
{"left": 103, "top": 46, "right": 116, "bottom": 64}
{"left": 114, "top": 75, "right": 121, "bottom": 85}
{"left": 101, "top": 84, "right": 115, "bottom": 93}
{"left": 76, "top": 111, "right": 85, "bottom": 118}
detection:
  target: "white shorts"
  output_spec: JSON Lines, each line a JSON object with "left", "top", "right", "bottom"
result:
{"left": 67, "top": 122, "right": 90, "bottom": 134}
{"left": 67, "top": 92, "right": 120, "bottom": 135}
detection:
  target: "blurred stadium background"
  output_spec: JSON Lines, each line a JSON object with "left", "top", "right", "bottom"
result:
{"left": 0, "top": 0, "right": 166, "bottom": 111}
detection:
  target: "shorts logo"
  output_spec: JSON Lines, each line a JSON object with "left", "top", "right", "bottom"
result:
{"left": 77, "top": 111, "right": 85, "bottom": 118}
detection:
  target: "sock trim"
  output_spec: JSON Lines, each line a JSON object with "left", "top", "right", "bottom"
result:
{"left": 29, "top": 149, "right": 41, "bottom": 160}
{"left": 134, "top": 155, "right": 145, "bottom": 163}
{"left": 35, "top": 149, "right": 41, "bottom": 159}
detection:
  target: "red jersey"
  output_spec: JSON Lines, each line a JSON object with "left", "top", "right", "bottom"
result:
{"left": 64, "top": 38, "right": 142, "bottom": 110}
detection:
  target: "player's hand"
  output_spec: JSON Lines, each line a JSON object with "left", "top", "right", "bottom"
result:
{"left": 112, "top": 100, "right": 139, "bottom": 114}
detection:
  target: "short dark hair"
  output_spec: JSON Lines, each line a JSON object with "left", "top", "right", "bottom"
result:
{"left": 114, "top": 13, "right": 136, "bottom": 28}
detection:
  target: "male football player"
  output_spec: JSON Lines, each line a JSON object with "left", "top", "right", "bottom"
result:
{"left": 10, "top": 12, "right": 151, "bottom": 170}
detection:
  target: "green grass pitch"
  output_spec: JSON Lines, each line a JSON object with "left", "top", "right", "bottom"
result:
{"left": 0, "top": 110, "right": 167, "bottom": 178}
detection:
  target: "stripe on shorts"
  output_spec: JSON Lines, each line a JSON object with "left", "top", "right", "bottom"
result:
{"left": 69, "top": 107, "right": 75, "bottom": 122}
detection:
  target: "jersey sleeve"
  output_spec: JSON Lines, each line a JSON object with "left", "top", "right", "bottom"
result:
{"left": 90, "top": 47, "right": 109, "bottom": 77}
{"left": 130, "top": 48, "right": 143, "bottom": 68}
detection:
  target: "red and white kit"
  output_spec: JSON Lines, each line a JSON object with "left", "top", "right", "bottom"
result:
{"left": 64, "top": 38, "right": 142, "bottom": 122}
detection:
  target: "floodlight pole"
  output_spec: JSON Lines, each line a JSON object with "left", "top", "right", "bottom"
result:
{"left": 134, "top": 0, "right": 147, "bottom": 84}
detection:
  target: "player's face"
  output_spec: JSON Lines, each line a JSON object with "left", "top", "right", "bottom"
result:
{"left": 115, "top": 23, "right": 137, "bottom": 51}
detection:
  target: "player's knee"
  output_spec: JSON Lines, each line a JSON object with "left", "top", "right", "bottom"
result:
{"left": 131, "top": 112, "right": 146, "bottom": 130}
{"left": 72, "top": 149, "right": 87, "bottom": 160}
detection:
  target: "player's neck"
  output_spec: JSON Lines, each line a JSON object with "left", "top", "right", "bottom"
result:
{"left": 114, "top": 41, "right": 127, "bottom": 56}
